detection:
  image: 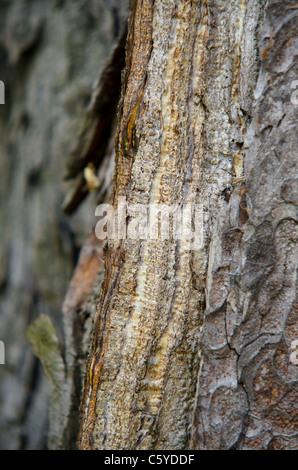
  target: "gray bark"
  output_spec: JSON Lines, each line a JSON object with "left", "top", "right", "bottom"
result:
{"left": 191, "top": 0, "right": 298, "bottom": 450}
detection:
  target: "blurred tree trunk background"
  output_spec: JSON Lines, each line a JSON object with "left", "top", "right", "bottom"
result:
{"left": 0, "top": 0, "right": 128, "bottom": 449}
{"left": 0, "top": 0, "right": 297, "bottom": 451}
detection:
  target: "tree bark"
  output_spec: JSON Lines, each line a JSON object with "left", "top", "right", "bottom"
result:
{"left": 77, "top": 0, "right": 298, "bottom": 450}
{"left": 190, "top": 0, "right": 298, "bottom": 450}
{"left": 1, "top": 0, "right": 296, "bottom": 451}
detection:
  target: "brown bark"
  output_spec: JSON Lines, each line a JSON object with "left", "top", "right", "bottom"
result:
{"left": 77, "top": 0, "right": 298, "bottom": 450}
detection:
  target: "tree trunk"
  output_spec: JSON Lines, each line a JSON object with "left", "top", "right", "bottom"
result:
{"left": 77, "top": 0, "right": 298, "bottom": 451}
{"left": 1, "top": 0, "right": 297, "bottom": 451}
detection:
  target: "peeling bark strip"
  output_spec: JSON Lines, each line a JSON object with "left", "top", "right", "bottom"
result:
{"left": 78, "top": 0, "right": 205, "bottom": 450}
{"left": 62, "top": 24, "right": 128, "bottom": 215}
{"left": 78, "top": 0, "right": 297, "bottom": 450}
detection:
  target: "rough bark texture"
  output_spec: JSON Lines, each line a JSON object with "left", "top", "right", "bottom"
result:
{"left": 0, "top": 0, "right": 128, "bottom": 450}
{"left": 191, "top": 0, "right": 298, "bottom": 450}
{"left": 78, "top": 0, "right": 298, "bottom": 450}
{"left": 1, "top": 0, "right": 297, "bottom": 451}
